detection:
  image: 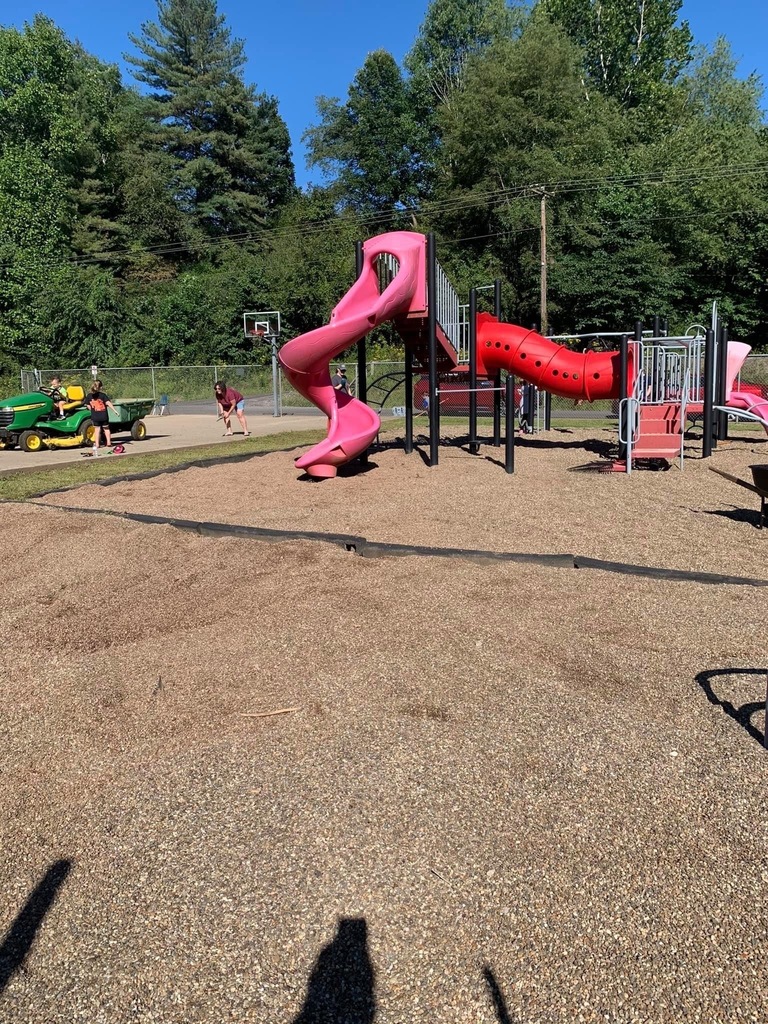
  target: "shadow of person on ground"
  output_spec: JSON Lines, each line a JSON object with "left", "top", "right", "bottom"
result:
{"left": 698, "top": 506, "right": 763, "bottom": 529}
{"left": 293, "top": 917, "right": 376, "bottom": 1024}
{"left": 0, "top": 859, "right": 72, "bottom": 995}
{"left": 696, "top": 668, "right": 767, "bottom": 747}
{"left": 483, "top": 964, "right": 514, "bottom": 1023}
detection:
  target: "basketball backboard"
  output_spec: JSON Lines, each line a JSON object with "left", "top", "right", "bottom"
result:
{"left": 243, "top": 310, "right": 281, "bottom": 338}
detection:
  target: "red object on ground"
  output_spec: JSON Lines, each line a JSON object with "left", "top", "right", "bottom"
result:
{"left": 476, "top": 313, "right": 631, "bottom": 401}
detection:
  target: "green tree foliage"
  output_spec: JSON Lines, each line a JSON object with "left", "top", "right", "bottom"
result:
{"left": 0, "top": 16, "right": 122, "bottom": 367}
{"left": 435, "top": 17, "right": 631, "bottom": 325}
{"left": 405, "top": 0, "right": 522, "bottom": 112}
{"left": 126, "top": 0, "right": 296, "bottom": 237}
{"left": 304, "top": 50, "right": 428, "bottom": 218}
{"left": 540, "top": 0, "right": 693, "bottom": 106}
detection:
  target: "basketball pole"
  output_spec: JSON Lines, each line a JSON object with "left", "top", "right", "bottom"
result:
{"left": 268, "top": 333, "right": 280, "bottom": 417}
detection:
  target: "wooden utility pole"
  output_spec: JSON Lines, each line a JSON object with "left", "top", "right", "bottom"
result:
{"left": 539, "top": 189, "right": 548, "bottom": 336}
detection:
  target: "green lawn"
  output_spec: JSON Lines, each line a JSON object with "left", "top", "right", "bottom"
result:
{"left": 0, "top": 429, "right": 324, "bottom": 501}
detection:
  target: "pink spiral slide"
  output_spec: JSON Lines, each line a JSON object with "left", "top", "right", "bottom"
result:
{"left": 278, "top": 231, "right": 427, "bottom": 478}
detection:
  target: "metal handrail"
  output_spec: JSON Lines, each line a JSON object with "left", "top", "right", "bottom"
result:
{"left": 433, "top": 258, "right": 461, "bottom": 356}
{"left": 618, "top": 397, "right": 640, "bottom": 474}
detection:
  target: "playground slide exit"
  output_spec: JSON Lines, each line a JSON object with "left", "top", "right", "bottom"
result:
{"left": 279, "top": 231, "right": 630, "bottom": 478}
{"left": 721, "top": 341, "right": 768, "bottom": 435}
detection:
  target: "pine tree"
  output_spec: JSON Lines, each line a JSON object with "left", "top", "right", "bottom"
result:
{"left": 126, "top": 0, "right": 295, "bottom": 236}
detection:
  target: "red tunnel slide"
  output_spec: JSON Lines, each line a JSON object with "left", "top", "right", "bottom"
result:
{"left": 476, "top": 313, "right": 632, "bottom": 401}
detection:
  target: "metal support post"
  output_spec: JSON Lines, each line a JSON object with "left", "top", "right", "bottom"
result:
{"left": 619, "top": 334, "right": 629, "bottom": 461}
{"left": 469, "top": 287, "right": 478, "bottom": 453}
{"left": 717, "top": 322, "right": 729, "bottom": 441}
{"left": 427, "top": 232, "right": 439, "bottom": 467}
{"left": 708, "top": 329, "right": 720, "bottom": 458}
{"left": 493, "top": 279, "right": 502, "bottom": 446}
{"left": 404, "top": 355, "right": 413, "bottom": 454}
{"left": 355, "top": 241, "right": 368, "bottom": 462}
{"left": 505, "top": 374, "right": 515, "bottom": 474}
{"left": 270, "top": 335, "right": 280, "bottom": 417}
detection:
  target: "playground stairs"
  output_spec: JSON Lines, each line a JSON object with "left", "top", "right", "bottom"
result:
{"left": 394, "top": 316, "right": 459, "bottom": 373}
{"left": 604, "top": 402, "right": 683, "bottom": 472}
{"left": 632, "top": 402, "right": 683, "bottom": 458}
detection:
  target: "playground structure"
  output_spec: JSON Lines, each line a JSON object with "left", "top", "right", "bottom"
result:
{"left": 278, "top": 231, "right": 767, "bottom": 479}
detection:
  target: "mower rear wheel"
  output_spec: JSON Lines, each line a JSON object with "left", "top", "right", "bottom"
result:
{"left": 19, "top": 430, "right": 44, "bottom": 453}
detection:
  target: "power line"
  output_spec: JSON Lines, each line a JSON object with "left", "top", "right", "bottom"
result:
{"left": 1, "top": 160, "right": 766, "bottom": 272}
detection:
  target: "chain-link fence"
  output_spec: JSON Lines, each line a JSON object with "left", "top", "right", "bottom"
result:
{"left": 21, "top": 353, "right": 768, "bottom": 420}
{"left": 22, "top": 365, "right": 277, "bottom": 412}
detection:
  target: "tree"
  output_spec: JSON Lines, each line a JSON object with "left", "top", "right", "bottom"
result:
{"left": 405, "top": 0, "right": 522, "bottom": 112}
{"left": 540, "top": 0, "right": 693, "bottom": 106}
{"left": 303, "top": 50, "right": 428, "bottom": 218}
{"left": 435, "top": 17, "right": 629, "bottom": 326}
{"left": 126, "top": 0, "right": 295, "bottom": 237}
{"left": 0, "top": 16, "right": 124, "bottom": 367}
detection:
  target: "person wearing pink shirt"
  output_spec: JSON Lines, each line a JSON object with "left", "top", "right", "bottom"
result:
{"left": 214, "top": 381, "right": 250, "bottom": 436}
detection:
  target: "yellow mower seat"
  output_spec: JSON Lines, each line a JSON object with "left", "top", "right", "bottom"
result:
{"left": 60, "top": 384, "right": 85, "bottom": 410}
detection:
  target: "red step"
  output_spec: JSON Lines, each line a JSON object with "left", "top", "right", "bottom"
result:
{"left": 632, "top": 433, "right": 681, "bottom": 457}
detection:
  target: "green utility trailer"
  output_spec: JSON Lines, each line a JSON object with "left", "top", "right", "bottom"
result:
{"left": 107, "top": 400, "right": 154, "bottom": 441}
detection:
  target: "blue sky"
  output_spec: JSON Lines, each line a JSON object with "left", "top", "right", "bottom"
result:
{"left": 5, "top": 0, "right": 767, "bottom": 188}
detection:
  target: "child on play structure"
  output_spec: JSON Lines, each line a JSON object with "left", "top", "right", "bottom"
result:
{"left": 331, "top": 364, "right": 350, "bottom": 395}
{"left": 49, "top": 375, "right": 69, "bottom": 418}
{"left": 84, "top": 380, "right": 118, "bottom": 456}
{"left": 214, "top": 381, "right": 250, "bottom": 436}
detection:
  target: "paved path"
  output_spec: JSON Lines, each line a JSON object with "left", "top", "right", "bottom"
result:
{"left": 0, "top": 413, "right": 324, "bottom": 474}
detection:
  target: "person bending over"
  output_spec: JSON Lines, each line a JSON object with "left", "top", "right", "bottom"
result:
{"left": 214, "top": 381, "right": 250, "bottom": 436}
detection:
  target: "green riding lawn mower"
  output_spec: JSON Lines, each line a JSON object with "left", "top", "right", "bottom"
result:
{"left": 0, "top": 385, "right": 154, "bottom": 452}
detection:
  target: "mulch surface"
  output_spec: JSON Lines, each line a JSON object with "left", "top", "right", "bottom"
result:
{"left": 2, "top": 426, "right": 767, "bottom": 1023}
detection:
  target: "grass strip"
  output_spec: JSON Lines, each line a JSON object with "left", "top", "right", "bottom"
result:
{"left": 0, "top": 429, "right": 324, "bottom": 501}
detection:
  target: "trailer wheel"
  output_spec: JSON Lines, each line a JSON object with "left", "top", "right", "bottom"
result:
{"left": 131, "top": 419, "right": 147, "bottom": 440}
{"left": 19, "top": 430, "right": 45, "bottom": 453}
{"left": 79, "top": 419, "right": 94, "bottom": 446}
